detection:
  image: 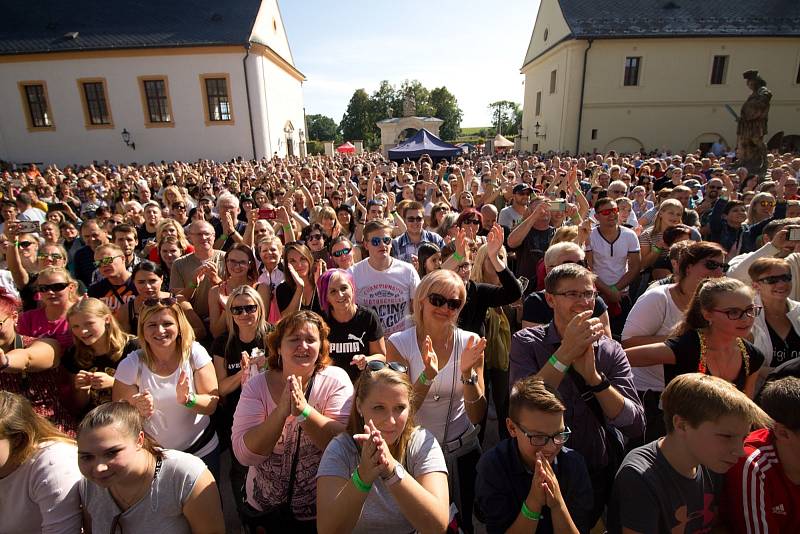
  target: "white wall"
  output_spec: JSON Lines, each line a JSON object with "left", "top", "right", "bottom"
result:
{"left": 0, "top": 51, "right": 255, "bottom": 166}
{"left": 252, "top": 53, "right": 305, "bottom": 158}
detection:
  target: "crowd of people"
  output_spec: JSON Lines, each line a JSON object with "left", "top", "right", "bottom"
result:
{"left": 0, "top": 149, "right": 799, "bottom": 533}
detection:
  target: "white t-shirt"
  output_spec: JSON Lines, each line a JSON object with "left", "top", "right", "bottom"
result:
{"left": 498, "top": 205, "right": 525, "bottom": 229}
{"left": 586, "top": 226, "right": 640, "bottom": 287}
{"left": 0, "top": 441, "right": 82, "bottom": 534}
{"left": 115, "top": 342, "right": 218, "bottom": 457}
{"left": 350, "top": 258, "right": 420, "bottom": 336}
{"left": 621, "top": 284, "right": 683, "bottom": 392}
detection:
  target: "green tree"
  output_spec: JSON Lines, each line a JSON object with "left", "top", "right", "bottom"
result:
{"left": 370, "top": 80, "right": 401, "bottom": 120}
{"left": 488, "top": 100, "right": 520, "bottom": 135}
{"left": 306, "top": 114, "right": 339, "bottom": 141}
{"left": 340, "top": 89, "right": 379, "bottom": 148}
{"left": 430, "top": 86, "right": 463, "bottom": 141}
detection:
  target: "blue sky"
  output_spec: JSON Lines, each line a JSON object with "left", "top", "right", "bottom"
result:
{"left": 280, "top": 0, "right": 538, "bottom": 127}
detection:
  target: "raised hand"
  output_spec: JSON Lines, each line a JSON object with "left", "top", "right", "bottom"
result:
{"left": 454, "top": 228, "right": 468, "bottom": 260}
{"left": 353, "top": 424, "right": 383, "bottom": 485}
{"left": 460, "top": 336, "right": 487, "bottom": 376}
{"left": 287, "top": 263, "right": 305, "bottom": 288}
{"left": 288, "top": 375, "right": 307, "bottom": 417}
{"left": 350, "top": 354, "right": 368, "bottom": 371}
{"left": 486, "top": 224, "right": 504, "bottom": 258}
{"left": 131, "top": 389, "right": 155, "bottom": 418}
{"left": 558, "top": 310, "right": 604, "bottom": 364}
{"left": 421, "top": 335, "right": 439, "bottom": 381}
{"left": 176, "top": 370, "right": 191, "bottom": 405}
{"left": 313, "top": 259, "right": 326, "bottom": 285}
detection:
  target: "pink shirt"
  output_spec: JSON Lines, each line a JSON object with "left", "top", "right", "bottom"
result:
{"left": 17, "top": 308, "right": 73, "bottom": 349}
{"left": 231, "top": 365, "right": 353, "bottom": 519}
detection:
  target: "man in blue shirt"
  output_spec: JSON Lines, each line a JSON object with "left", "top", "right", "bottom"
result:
{"left": 391, "top": 201, "right": 444, "bottom": 264}
{"left": 476, "top": 376, "right": 593, "bottom": 533}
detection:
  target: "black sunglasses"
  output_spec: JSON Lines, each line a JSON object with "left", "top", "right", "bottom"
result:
{"left": 366, "top": 360, "right": 408, "bottom": 373}
{"left": 17, "top": 240, "right": 34, "bottom": 248}
{"left": 143, "top": 297, "right": 178, "bottom": 307}
{"left": 758, "top": 273, "right": 792, "bottom": 285}
{"left": 231, "top": 304, "right": 258, "bottom": 315}
{"left": 36, "top": 282, "right": 70, "bottom": 293}
{"left": 370, "top": 236, "right": 392, "bottom": 246}
{"left": 428, "top": 293, "right": 462, "bottom": 311}
{"left": 704, "top": 260, "right": 730, "bottom": 273}
{"left": 462, "top": 219, "right": 481, "bottom": 226}
{"left": 331, "top": 247, "right": 352, "bottom": 258}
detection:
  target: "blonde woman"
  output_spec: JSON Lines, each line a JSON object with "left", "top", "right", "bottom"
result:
{"left": 387, "top": 269, "right": 487, "bottom": 532}
{"left": 746, "top": 192, "right": 776, "bottom": 226}
{"left": 17, "top": 266, "right": 78, "bottom": 348}
{"left": 312, "top": 206, "right": 341, "bottom": 238}
{"left": 112, "top": 301, "right": 221, "bottom": 476}
{"left": 147, "top": 219, "right": 193, "bottom": 262}
{"left": 639, "top": 199, "right": 684, "bottom": 270}
{"left": 62, "top": 298, "right": 139, "bottom": 413}
{"left": 0, "top": 391, "right": 82, "bottom": 533}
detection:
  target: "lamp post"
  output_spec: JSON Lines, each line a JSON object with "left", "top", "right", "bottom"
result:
{"left": 121, "top": 129, "right": 136, "bottom": 150}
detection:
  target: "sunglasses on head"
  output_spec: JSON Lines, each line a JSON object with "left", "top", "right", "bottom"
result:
{"left": 36, "top": 282, "right": 70, "bottom": 293}
{"left": 596, "top": 207, "right": 619, "bottom": 216}
{"left": 366, "top": 360, "right": 408, "bottom": 374}
{"left": 703, "top": 260, "right": 730, "bottom": 273}
{"left": 37, "top": 252, "right": 64, "bottom": 261}
{"left": 758, "top": 273, "right": 792, "bottom": 285}
{"left": 230, "top": 304, "right": 259, "bottom": 315}
{"left": 370, "top": 236, "right": 392, "bottom": 247}
{"left": 143, "top": 297, "right": 177, "bottom": 307}
{"left": 93, "top": 255, "right": 122, "bottom": 267}
{"left": 428, "top": 293, "right": 462, "bottom": 311}
{"left": 331, "top": 247, "right": 352, "bottom": 258}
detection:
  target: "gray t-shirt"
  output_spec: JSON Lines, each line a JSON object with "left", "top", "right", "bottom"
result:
{"left": 79, "top": 449, "right": 207, "bottom": 534}
{"left": 169, "top": 250, "right": 225, "bottom": 319}
{"left": 606, "top": 439, "right": 724, "bottom": 534}
{"left": 316, "top": 427, "right": 447, "bottom": 534}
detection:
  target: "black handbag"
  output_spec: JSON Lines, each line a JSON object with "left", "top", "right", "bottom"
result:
{"left": 239, "top": 374, "right": 317, "bottom": 534}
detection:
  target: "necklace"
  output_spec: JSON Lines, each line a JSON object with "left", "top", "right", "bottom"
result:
{"left": 697, "top": 331, "right": 750, "bottom": 377}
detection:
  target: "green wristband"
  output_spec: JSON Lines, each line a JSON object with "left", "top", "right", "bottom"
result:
{"left": 184, "top": 392, "right": 197, "bottom": 408}
{"left": 521, "top": 502, "right": 541, "bottom": 521}
{"left": 452, "top": 251, "right": 465, "bottom": 262}
{"left": 418, "top": 371, "right": 430, "bottom": 386}
{"left": 610, "top": 284, "right": 619, "bottom": 292}
{"left": 189, "top": 281, "right": 199, "bottom": 289}
{"left": 283, "top": 224, "right": 292, "bottom": 232}
{"left": 220, "top": 233, "right": 229, "bottom": 241}
{"left": 300, "top": 404, "right": 311, "bottom": 418}
{"left": 351, "top": 468, "right": 372, "bottom": 493}
{"left": 652, "top": 245, "right": 663, "bottom": 254}
{"left": 548, "top": 354, "right": 570, "bottom": 374}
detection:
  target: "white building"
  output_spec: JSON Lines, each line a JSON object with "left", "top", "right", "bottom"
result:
{"left": 0, "top": 0, "right": 306, "bottom": 166}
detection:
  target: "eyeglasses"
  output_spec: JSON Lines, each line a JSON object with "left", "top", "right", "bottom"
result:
{"left": 462, "top": 219, "right": 481, "bottom": 226}
{"left": 366, "top": 360, "right": 408, "bottom": 373}
{"left": 457, "top": 262, "right": 472, "bottom": 273}
{"left": 370, "top": 236, "right": 392, "bottom": 247}
{"left": 227, "top": 258, "right": 251, "bottom": 268}
{"left": 36, "top": 282, "right": 70, "bottom": 293}
{"left": 191, "top": 232, "right": 215, "bottom": 239}
{"left": 551, "top": 290, "right": 597, "bottom": 301}
{"left": 331, "top": 247, "right": 352, "bottom": 258}
{"left": 428, "top": 293, "right": 462, "bottom": 311}
{"left": 757, "top": 273, "right": 792, "bottom": 285}
{"left": 37, "top": 252, "right": 64, "bottom": 261}
{"left": 514, "top": 422, "right": 572, "bottom": 447}
{"left": 405, "top": 216, "right": 424, "bottom": 223}
{"left": 596, "top": 208, "right": 619, "bottom": 216}
{"left": 307, "top": 234, "right": 323, "bottom": 241}
{"left": 143, "top": 297, "right": 177, "bottom": 307}
{"left": 93, "top": 255, "right": 123, "bottom": 267}
{"left": 712, "top": 306, "right": 762, "bottom": 320}
{"left": 17, "top": 241, "right": 34, "bottom": 248}
{"left": 703, "top": 260, "right": 730, "bottom": 273}
{"left": 230, "top": 304, "right": 259, "bottom": 315}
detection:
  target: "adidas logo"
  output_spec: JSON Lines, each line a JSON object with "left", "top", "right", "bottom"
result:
{"left": 772, "top": 504, "right": 786, "bottom": 515}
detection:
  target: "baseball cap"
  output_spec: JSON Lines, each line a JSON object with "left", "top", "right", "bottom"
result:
{"left": 513, "top": 183, "right": 533, "bottom": 194}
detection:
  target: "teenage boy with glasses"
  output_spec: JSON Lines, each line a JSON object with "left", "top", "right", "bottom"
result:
{"left": 391, "top": 201, "right": 444, "bottom": 264}
{"left": 476, "top": 377, "right": 593, "bottom": 534}
{"left": 351, "top": 219, "right": 420, "bottom": 336}
{"left": 87, "top": 243, "right": 135, "bottom": 312}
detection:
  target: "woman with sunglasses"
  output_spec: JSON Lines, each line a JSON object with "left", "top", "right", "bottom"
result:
{"left": 456, "top": 208, "right": 486, "bottom": 249}
{"left": 77, "top": 401, "right": 224, "bottom": 534}
{"left": 746, "top": 192, "right": 776, "bottom": 226}
{"left": 317, "top": 269, "right": 386, "bottom": 383}
{"left": 208, "top": 244, "right": 261, "bottom": 338}
{"left": 0, "top": 391, "right": 82, "bottom": 534}
{"left": 626, "top": 277, "right": 765, "bottom": 399}
{"left": 328, "top": 235, "right": 359, "bottom": 270}
{"left": 118, "top": 261, "right": 205, "bottom": 339}
{"left": 63, "top": 298, "right": 138, "bottom": 414}
{"left": 748, "top": 258, "right": 800, "bottom": 382}
{"left": 113, "top": 301, "right": 221, "bottom": 477}
{"left": 211, "top": 285, "right": 272, "bottom": 507}
{"left": 300, "top": 223, "right": 330, "bottom": 263}
{"left": 317, "top": 362, "right": 450, "bottom": 534}
{"left": 275, "top": 242, "right": 323, "bottom": 317}
{"left": 231, "top": 310, "right": 353, "bottom": 532}
{"left": 427, "top": 202, "right": 451, "bottom": 233}
{"left": 14, "top": 240, "right": 74, "bottom": 310}
{"left": 387, "top": 269, "right": 487, "bottom": 533}
{"left": 17, "top": 266, "right": 79, "bottom": 349}
{"left": 5, "top": 224, "right": 41, "bottom": 307}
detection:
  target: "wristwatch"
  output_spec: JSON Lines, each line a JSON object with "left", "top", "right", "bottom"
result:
{"left": 382, "top": 463, "right": 406, "bottom": 487}
{"left": 589, "top": 373, "right": 611, "bottom": 394}
{"left": 460, "top": 370, "right": 478, "bottom": 386}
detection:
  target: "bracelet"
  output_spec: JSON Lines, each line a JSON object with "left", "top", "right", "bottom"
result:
{"left": 521, "top": 502, "right": 541, "bottom": 521}
{"left": 452, "top": 251, "right": 465, "bottom": 262}
{"left": 351, "top": 468, "right": 372, "bottom": 493}
{"left": 418, "top": 371, "right": 431, "bottom": 386}
{"left": 220, "top": 233, "right": 229, "bottom": 241}
{"left": 283, "top": 224, "right": 292, "bottom": 232}
{"left": 548, "top": 354, "right": 570, "bottom": 374}
{"left": 610, "top": 284, "right": 619, "bottom": 292}
{"left": 464, "top": 394, "right": 485, "bottom": 405}
{"left": 652, "top": 245, "right": 663, "bottom": 254}
{"left": 296, "top": 403, "right": 312, "bottom": 423}
{"left": 13, "top": 241, "right": 19, "bottom": 248}
{"left": 184, "top": 392, "right": 197, "bottom": 408}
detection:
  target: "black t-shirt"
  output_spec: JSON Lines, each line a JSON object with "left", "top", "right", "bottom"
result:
{"left": 62, "top": 338, "right": 139, "bottom": 411}
{"left": 324, "top": 306, "right": 384, "bottom": 382}
{"left": 515, "top": 226, "right": 556, "bottom": 285}
{"left": 210, "top": 333, "right": 269, "bottom": 421}
{"left": 522, "top": 290, "right": 607, "bottom": 324}
{"left": 137, "top": 226, "right": 157, "bottom": 248}
{"left": 87, "top": 277, "right": 137, "bottom": 312}
{"left": 664, "top": 330, "right": 765, "bottom": 390}
{"left": 274, "top": 281, "right": 323, "bottom": 315}
{"left": 766, "top": 323, "right": 800, "bottom": 368}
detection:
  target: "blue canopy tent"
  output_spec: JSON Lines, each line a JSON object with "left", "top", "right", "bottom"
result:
{"left": 388, "top": 128, "right": 462, "bottom": 161}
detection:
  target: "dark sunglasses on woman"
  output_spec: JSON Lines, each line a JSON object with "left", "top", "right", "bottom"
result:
{"left": 428, "top": 293, "right": 463, "bottom": 311}
{"left": 231, "top": 304, "right": 259, "bottom": 315}
{"left": 331, "top": 247, "right": 352, "bottom": 258}
{"left": 366, "top": 360, "right": 408, "bottom": 374}
{"left": 758, "top": 273, "right": 792, "bottom": 285}
{"left": 36, "top": 282, "right": 70, "bottom": 293}
{"left": 704, "top": 260, "right": 730, "bottom": 273}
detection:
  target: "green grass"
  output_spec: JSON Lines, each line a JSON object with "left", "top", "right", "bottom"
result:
{"left": 460, "top": 126, "right": 490, "bottom": 136}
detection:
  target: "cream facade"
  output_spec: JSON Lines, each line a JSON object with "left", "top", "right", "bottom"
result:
{"left": 0, "top": 0, "right": 306, "bottom": 166}
{"left": 520, "top": 0, "right": 800, "bottom": 154}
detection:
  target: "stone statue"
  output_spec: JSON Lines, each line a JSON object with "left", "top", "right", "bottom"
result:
{"left": 736, "top": 70, "right": 772, "bottom": 176}
{"left": 402, "top": 91, "right": 416, "bottom": 117}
